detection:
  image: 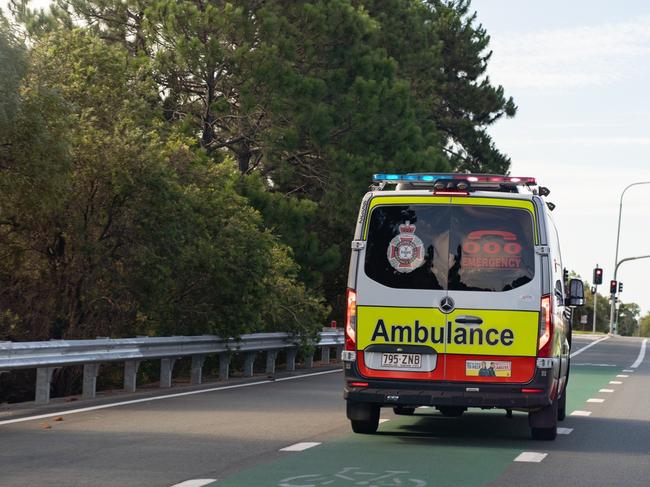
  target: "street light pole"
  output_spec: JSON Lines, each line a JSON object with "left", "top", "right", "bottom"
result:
{"left": 613, "top": 182, "right": 650, "bottom": 269}
{"left": 609, "top": 255, "right": 650, "bottom": 334}
{"left": 610, "top": 182, "right": 650, "bottom": 335}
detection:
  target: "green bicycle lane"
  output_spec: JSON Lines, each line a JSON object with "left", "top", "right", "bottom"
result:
{"left": 209, "top": 362, "right": 621, "bottom": 487}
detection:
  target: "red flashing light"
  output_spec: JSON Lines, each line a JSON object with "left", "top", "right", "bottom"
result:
{"left": 538, "top": 295, "right": 553, "bottom": 357}
{"left": 434, "top": 191, "right": 470, "bottom": 196}
{"left": 345, "top": 289, "right": 357, "bottom": 351}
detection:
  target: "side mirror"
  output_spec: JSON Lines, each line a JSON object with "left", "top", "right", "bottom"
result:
{"left": 568, "top": 278, "right": 584, "bottom": 306}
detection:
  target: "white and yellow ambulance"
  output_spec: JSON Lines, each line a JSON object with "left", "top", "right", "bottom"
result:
{"left": 342, "top": 173, "right": 584, "bottom": 440}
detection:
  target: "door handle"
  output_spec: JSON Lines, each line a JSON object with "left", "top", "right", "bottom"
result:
{"left": 454, "top": 315, "right": 483, "bottom": 325}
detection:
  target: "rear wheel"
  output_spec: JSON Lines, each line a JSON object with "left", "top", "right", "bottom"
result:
{"left": 347, "top": 402, "right": 380, "bottom": 435}
{"left": 351, "top": 416, "right": 379, "bottom": 434}
{"left": 558, "top": 388, "right": 567, "bottom": 421}
{"left": 393, "top": 406, "right": 415, "bottom": 415}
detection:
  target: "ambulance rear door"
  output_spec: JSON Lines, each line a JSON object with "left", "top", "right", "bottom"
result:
{"left": 443, "top": 196, "right": 541, "bottom": 383}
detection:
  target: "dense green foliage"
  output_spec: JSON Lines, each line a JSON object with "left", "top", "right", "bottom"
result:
{"left": 1, "top": 0, "right": 516, "bottom": 342}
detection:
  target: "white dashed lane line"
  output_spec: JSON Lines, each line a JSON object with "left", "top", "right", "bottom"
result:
{"left": 557, "top": 428, "right": 573, "bottom": 435}
{"left": 514, "top": 452, "right": 548, "bottom": 463}
{"left": 571, "top": 410, "right": 592, "bottom": 417}
{"left": 622, "top": 369, "right": 634, "bottom": 373}
{"left": 609, "top": 381, "right": 623, "bottom": 385}
{"left": 170, "top": 480, "right": 217, "bottom": 487}
{"left": 280, "top": 442, "right": 321, "bottom": 452}
{"left": 599, "top": 389, "right": 615, "bottom": 393}
{"left": 587, "top": 398, "right": 605, "bottom": 403}
{"left": 616, "top": 374, "right": 629, "bottom": 378}
{"left": 379, "top": 419, "right": 391, "bottom": 424}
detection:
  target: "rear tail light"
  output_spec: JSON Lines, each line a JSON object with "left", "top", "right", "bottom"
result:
{"left": 537, "top": 294, "right": 553, "bottom": 357}
{"left": 345, "top": 288, "right": 357, "bottom": 351}
{"left": 348, "top": 381, "right": 368, "bottom": 387}
{"left": 522, "top": 388, "right": 544, "bottom": 394}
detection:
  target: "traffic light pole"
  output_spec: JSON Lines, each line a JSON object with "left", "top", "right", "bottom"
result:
{"left": 609, "top": 255, "right": 650, "bottom": 334}
{"left": 592, "top": 284, "right": 598, "bottom": 333}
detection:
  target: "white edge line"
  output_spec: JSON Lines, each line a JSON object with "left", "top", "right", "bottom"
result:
{"left": 570, "top": 335, "right": 610, "bottom": 358}
{"left": 0, "top": 369, "right": 342, "bottom": 427}
{"left": 631, "top": 338, "right": 647, "bottom": 368}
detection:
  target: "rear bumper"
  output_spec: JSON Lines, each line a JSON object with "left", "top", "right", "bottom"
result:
{"left": 344, "top": 364, "right": 557, "bottom": 410}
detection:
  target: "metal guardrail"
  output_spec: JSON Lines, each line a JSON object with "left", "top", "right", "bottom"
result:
{"left": 0, "top": 330, "right": 344, "bottom": 405}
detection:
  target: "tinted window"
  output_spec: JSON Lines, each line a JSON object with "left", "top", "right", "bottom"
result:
{"left": 365, "top": 204, "right": 535, "bottom": 292}
{"left": 364, "top": 205, "right": 450, "bottom": 290}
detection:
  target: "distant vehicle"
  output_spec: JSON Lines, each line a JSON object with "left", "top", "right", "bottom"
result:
{"left": 342, "top": 173, "right": 584, "bottom": 440}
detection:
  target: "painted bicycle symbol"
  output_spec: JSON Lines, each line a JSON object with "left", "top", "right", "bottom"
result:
{"left": 279, "top": 467, "right": 427, "bottom": 487}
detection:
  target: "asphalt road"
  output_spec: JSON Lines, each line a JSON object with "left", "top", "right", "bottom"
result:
{"left": 0, "top": 335, "right": 648, "bottom": 487}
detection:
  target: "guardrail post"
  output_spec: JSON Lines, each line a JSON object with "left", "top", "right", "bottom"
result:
{"left": 82, "top": 363, "right": 101, "bottom": 400}
{"left": 243, "top": 352, "right": 256, "bottom": 377}
{"left": 321, "top": 345, "right": 330, "bottom": 364}
{"left": 35, "top": 367, "right": 56, "bottom": 405}
{"left": 124, "top": 360, "right": 140, "bottom": 393}
{"left": 286, "top": 348, "right": 297, "bottom": 371}
{"left": 191, "top": 355, "right": 206, "bottom": 385}
{"left": 219, "top": 353, "right": 230, "bottom": 381}
{"left": 266, "top": 350, "right": 278, "bottom": 374}
{"left": 160, "top": 357, "right": 177, "bottom": 388}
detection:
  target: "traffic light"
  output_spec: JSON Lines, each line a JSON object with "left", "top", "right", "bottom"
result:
{"left": 618, "top": 282, "right": 623, "bottom": 293}
{"left": 610, "top": 280, "right": 617, "bottom": 294}
{"left": 593, "top": 267, "right": 603, "bottom": 285}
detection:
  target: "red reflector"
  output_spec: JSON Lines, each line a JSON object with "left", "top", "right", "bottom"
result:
{"left": 349, "top": 381, "right": 369, "bottom": 387}
{"left": 521, "top": 388, "right": 544, "bottom": 394}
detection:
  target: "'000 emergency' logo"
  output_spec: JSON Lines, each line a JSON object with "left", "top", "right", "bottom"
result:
{"left": 387, "top": 221, "right": 424, "bottom": 273}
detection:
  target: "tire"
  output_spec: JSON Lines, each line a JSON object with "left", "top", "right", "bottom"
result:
{"left": 531, "top": 426, "right": 557, "bottom": 441}
{"left": 393, "top": 406, "right": 415, "bottom": 415}
{"left": 348, "top": 402, "right": 380, "bottom": 434}
{"left": 437, "top": 406, "right": 466, "bottom": 417}
{"left": 557, "top": 388, "right": 567, "bottom": 421}
{"left": 351, "top": 417, "right": 379, "bottom": 434}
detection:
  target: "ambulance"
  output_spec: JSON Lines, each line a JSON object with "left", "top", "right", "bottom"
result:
{"left": 342, "top": 173, "right": 584, "bottom": 440}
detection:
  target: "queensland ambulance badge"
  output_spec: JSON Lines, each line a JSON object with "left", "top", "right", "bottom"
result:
{"left": 387, "top": 221, "right": 425, "bottom": 273}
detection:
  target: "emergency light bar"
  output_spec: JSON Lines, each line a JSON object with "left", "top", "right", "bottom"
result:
{"left": 372, "top": 173, "right": 537, "bottom": 186}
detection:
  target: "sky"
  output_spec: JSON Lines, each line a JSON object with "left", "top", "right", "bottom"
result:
{"left": 3, "top": 0, "right": 650, "bottom": 317}
{"left": 473, "top": 0, "right": 650, "bottom": 317}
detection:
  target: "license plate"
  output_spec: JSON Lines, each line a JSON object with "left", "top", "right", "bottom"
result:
{"left": 381, "top": 353, "right": 421, "bottom": 368}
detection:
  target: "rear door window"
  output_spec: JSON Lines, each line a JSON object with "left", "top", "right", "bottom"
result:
{"left": 364, "top": 204, "right": 535, "bottom": 292}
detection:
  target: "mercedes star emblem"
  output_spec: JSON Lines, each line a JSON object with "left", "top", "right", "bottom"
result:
{"left": 439, "top": 296, "right": 455, "bottom": 313}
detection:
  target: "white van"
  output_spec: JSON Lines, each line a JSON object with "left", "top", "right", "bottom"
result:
{"left": 342, "top": 173, "right": 584, "bottom": 440}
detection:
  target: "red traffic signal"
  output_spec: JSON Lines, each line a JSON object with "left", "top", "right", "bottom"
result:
{"left": 593, "top": 267, "right": 603, "bottom": 285}
{"left": 610, "top": 280, "right": 617, "bottom": 294}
